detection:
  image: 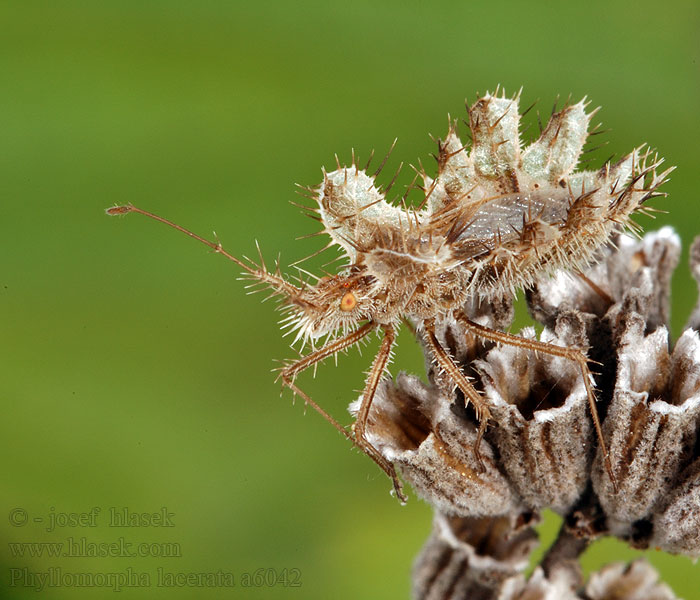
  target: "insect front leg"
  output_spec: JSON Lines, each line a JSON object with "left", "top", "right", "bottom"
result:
{"left": 422, "top": 319, "right": 492, "bottom": 471}
{"left": 279, "top": 322, "right": 375, "bottom": 443}
{"left": 279, "top": 322, "right": 406, "bottom": 502}
{"left": 454, "top": 311, "right": 618, "bottom": 491}
{"left": 349, "top": 324, "right": 406, "bottom": 502}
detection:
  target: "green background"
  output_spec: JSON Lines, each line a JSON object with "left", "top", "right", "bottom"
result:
{"left": 1, "top": 0, "right": 699, "bottom": 598}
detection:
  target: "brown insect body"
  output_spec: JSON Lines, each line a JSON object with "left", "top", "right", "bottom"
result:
{"left": 305, "top": 98, "right": 662, "bottom": 335}
{"left": 109, "top": 90, "right": 672, "bottom": 503}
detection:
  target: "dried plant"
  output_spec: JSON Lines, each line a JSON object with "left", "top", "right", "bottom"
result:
{"left": 379, "top": 226, "right": 700, "bottom": 598}
{"left": 107, "top": 89, "right": 698, "bottom": 598}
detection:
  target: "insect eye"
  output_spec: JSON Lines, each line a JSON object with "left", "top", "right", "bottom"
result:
{"left": 340, "top": 291, "right": 357, "bottom": 312}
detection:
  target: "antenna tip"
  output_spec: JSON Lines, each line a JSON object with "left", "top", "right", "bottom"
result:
{"left": 106, "top": 205, "right": 132, "bottom": 216}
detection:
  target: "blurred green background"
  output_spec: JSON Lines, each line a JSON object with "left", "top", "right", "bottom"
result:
{"left": 1, "top": 0, "right": 699, "bottom": 598}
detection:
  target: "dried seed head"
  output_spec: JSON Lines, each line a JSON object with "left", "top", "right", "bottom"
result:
{"left": 406, "top": 225, "right": 699, "bottom": 596}
{"left": 355, "top": 373, "right": 519, "bottom": 517}
{"left": 652, "top": 458, "right": 700, "bottom": 557}
{"left": 412, "top": 511, "right": 539, "bottom": 599}
{"left": 477, "top": 321, "right": 594, "bottom": 514}
{"left": 592, "top": 319, "right": 700, "bottom": 536}
{"left": 497, "top": 568, "right": 580, "bottom": 600}
{"left": 585, "top": 560, "right": 678, "bottom": 600}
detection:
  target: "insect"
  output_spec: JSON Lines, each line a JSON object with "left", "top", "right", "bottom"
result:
{"left": 108, "top": 89, "right": 671, "bottom": 503}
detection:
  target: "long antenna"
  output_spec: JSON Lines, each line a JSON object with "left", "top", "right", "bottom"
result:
{"left": 106, "top": 204, "right": 303, "bottom": 300}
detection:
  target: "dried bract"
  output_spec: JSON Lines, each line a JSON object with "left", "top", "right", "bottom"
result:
{"left": 652, "top": 458, "right": 700, "bottom": 557}
{"left": 412, "top": 512, "right": 539, "bottom": 600}
{"left": 496, "top": 568, "right": 580, "bottom": 600}
{"left": 408, "top": 226, "right": 700, "bottom": 597}
{"left": 585, "top": 560, "right": 678, "bottom": 600}
{"left": 592, "top": 319, "right": 700, "bottom": 536}
{"left": 356, "top": 373, "right": 518, "bottom": 517}
{"left": 477, "top": 322, "right": 594, "bottom": 514}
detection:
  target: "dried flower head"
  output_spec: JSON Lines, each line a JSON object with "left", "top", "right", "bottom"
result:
{"left": 586, "top": 560, "right": 679, "bottom": 600}
{"left": 379, "top": 227, "right": 699, "bottom": 599}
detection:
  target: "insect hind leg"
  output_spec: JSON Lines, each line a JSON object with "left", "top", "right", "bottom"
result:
{"left": 349, "top": 324, "right": 406, "bottom": 502}
{"left": 422, "top": 318, "right": 492, "bottom": 472}
{"left": 455, "top": 310, "right": 618, "bottom": 491}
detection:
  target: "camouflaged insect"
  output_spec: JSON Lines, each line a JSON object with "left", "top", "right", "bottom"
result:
{"left": 108, "top": 89, "right": 672, "bottom": 502}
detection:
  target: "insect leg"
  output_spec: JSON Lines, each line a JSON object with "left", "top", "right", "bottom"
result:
{"left": 279, "top": 323, "right": 406, "bottom": 502}
{"left": 279, "top": 323, "right": 375, "bottom": 443}
{"left": 422, "top": 319, "right": 492, "bottom": 470}
{"left": 455, "top": 311, "right": 618, "bottom": 491}
{"left": 280, "top": 322, "right": 375, "bottom": 383}
{"left": 350, "top": 325, "right": 406, "bottom": 502}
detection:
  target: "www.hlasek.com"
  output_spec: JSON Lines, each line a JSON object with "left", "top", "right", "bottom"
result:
{"left": 9, "top": 567, "right": 302, "bottom": 591}
{"left": 8, "top": 537, "right": 181, "bottom": 558}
